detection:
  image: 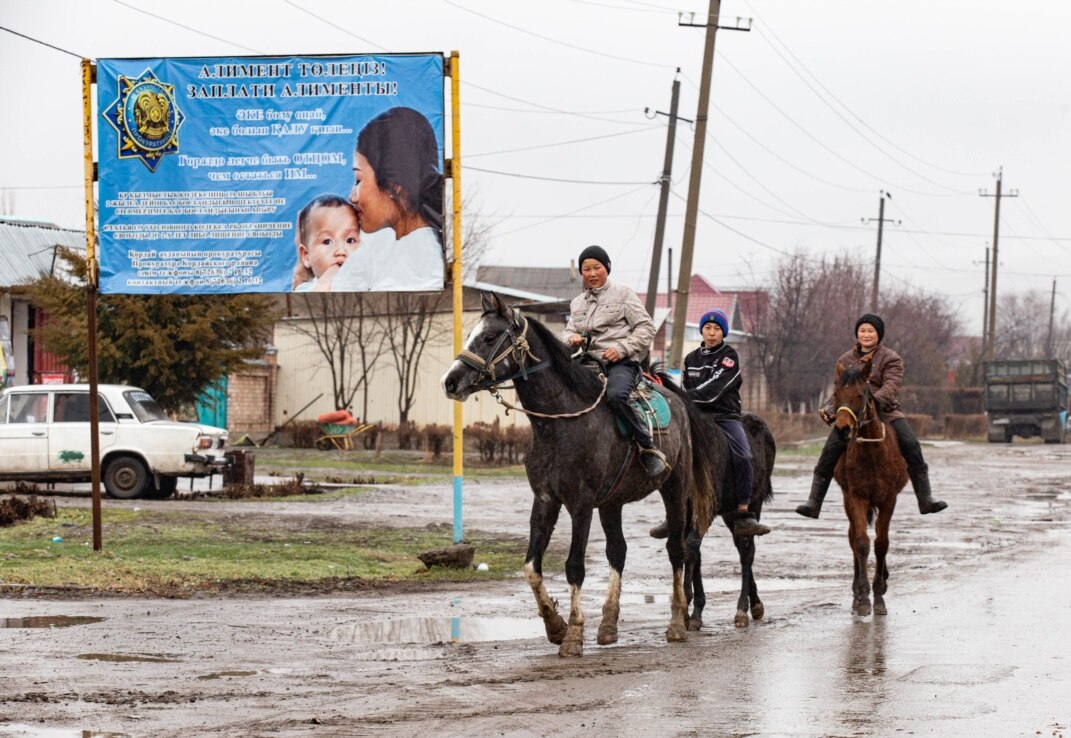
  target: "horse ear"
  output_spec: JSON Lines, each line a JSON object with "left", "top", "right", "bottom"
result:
{"left": 835, "top": 360, "right": 845, "bottom": 379}
{"left": 480, "top": 292, "right": 501, "bottom": 314}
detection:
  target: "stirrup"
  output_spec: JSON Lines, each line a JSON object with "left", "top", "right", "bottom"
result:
{"left": 639, "top": 447, "right": 667, "bottom": 477}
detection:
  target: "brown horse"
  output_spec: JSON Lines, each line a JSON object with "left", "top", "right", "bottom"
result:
{"left": 831, "top": 360, "right": 909, "bottom": 616}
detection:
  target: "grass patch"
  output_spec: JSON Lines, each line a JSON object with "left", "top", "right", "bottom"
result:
{"left": 251, "top": 448, "right": 528, "bottom": 483}
{"left": 0, "top": 508, "right": 546, "bottom": 596}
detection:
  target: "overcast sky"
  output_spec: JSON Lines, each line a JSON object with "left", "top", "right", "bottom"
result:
{"left": 2, "top": 0, "right": 1069, "bottom": 331}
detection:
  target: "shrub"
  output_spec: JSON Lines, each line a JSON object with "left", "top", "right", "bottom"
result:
{"left": 943, "top": 414, "right": 986, "bottom": 440}
{"left": 903, "top": 413, "right": 934, "bottom": 438}
{"left": 422, "top": 424, "right": 452, "bottom": 460}
{"left": 289, "top": 420, "right": 322, "bottom": 449}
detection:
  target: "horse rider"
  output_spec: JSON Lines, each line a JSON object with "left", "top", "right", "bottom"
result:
{"left": 651, "top": 309, "right": 771, "bottom": 538}
{"left": 796, "top": 313, "right": 948, "bottom": 519}
{"left": 563, "top": 245, "right": 668, "bottom": 477}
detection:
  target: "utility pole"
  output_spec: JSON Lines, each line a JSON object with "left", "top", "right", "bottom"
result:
{"left": 864, "top": 190, "right": 896, "bottom": 313}
{"left": 668, "top": 1, "right": 751, "bottom": 370}
{"left": 666, "top": 247, "right": 674, "bottom": 312}
{"left": 981, "top": 246, "right": 990, "bottom": 365}
{"left": 980, "top": 167, "right": 1018, "bottom": 361}
{"left": 644, "top": 71, "right": 690, "bottom": 318}
{"left": 1047, "top": 278, "right": 1057, "bottom": 357}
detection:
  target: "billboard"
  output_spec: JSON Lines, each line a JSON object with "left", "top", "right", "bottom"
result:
{"left": 96, "top": 54, "right": 445, "bottom": 294}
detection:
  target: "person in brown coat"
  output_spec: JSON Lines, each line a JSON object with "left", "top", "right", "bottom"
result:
{"left": 795, "top": 313, "right": 948, "bottom": 518}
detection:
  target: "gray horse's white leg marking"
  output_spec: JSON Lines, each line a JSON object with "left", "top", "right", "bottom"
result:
{"left": 667, "top": 568, "right": 687, "bottom": 642}
{"left": 559, "top": 583, "right": 586, "bottom": 657}
{"left": 597, "top": 568, "right": 622, "bottom": 645}
{"left": 524, "top": 561, "right": 566, "bottom": 644}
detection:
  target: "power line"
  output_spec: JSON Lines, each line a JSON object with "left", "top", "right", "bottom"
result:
{"left": 492, "top": 183, "right": 655, "bottom": 237}
{"left": 111, "top": 0, "right": 264, "bottom": 54}
{"left": 465, "top": 165, "right": 655, "bottom": 186}
{"left": 443, "top": 0, "right": 679, "bottom": 70}
{"left": 0, "top": 24, "right": 84, "bottom": 58}
{"left": 467, "top": 124, "right": 659, "bottom": 158}
{"left": 739, "top": 1, "right": 988, "bottom": 179}
{"left": 281, "top": 0, "right": 389, "bottom": 51}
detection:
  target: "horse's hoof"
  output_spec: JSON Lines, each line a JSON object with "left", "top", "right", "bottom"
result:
{"left": 734, "top": 611, "right": 749, "bottom": 628}
{"left": 751, "top": 601, "right": 765, "bottom": 621}
{"left": 545, "top": 616, "right": 568, "bottom": 645}
{"left": 666, "top": 623, "right": 687, "bottom": 642}
{"left": 853, "top": 601, "right": 872, "bottom": 617}
{"left": 558, "top": 640, "right": 584, "bottom": 658}
{"left": 873, "top": 602, "right": 887, "bottom": 616}
{"left": 686, "top": 617, "right": 703, "bottom": 632}
{"left": 596, "top": 625, "right": 618, "bottom": 645}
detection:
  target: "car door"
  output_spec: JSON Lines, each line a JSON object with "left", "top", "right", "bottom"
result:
{"left": 0, "top": 391, "right": 50, "bottom": 474}
{"left": 48, "top": 391, "right": 118, "bottom": 473}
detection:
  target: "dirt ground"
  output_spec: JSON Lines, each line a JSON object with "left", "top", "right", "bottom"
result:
{"left": 2, "top": 441, "right": 1070, "bottom": 737}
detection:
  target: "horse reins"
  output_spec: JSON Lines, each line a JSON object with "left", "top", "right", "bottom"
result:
{"left": 836, "top": 383, "right": 886, "bottom": 443}
{"left": 457, "top": 316, "right": 608, "bottom": 419}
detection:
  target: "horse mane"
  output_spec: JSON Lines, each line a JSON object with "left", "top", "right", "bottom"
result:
{"left": 838, "top": 365, "right": 865, "bottom": 388}
{"left": 656, "top": 371, "right": 720, "bottom": 536}
{"left": 523, "top": 316, "right": 604, "bottom": 399}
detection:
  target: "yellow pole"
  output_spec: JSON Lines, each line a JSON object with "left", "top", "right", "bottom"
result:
{"left": 82, "top": 59, "right": 103, "bottom": 552}
{"left": 449, "top": 51, "right": 464, "bottom": 544}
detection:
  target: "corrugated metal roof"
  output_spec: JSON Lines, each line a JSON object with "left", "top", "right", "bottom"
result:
{"left": 0, "top": 218, "right": 86, "bottom": 287}
{"left": 476, "top": 265, "right": 581, "bottom": 300}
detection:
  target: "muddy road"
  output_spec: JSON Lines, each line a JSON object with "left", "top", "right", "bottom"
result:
{"left": 1, "top": 442, "right": 1070, "bottom": 737}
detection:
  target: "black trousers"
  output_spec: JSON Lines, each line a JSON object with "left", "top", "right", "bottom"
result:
{"left": 715, "top": 418, "right": 754, "bottom": 506}
{"left": 605, "top": 360, "right": 653, "bottom": 448}
{"left": 813, "top": 417, "right": 927, "bottom": 478}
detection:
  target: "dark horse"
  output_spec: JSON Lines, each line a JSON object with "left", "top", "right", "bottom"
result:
{"left": 831, "top": 360, "right": 909, "bottom": 616}
{"left": 442, "top": 294, "right": 715, "bottom": 657}
{"left": 659, "top": 378, "right": 776, "bottom": 629}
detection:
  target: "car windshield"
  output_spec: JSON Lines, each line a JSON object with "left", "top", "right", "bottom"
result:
{"left": 123, "top": 390, "right": 169, "bottom": 422}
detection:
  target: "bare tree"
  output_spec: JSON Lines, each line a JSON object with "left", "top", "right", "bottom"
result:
{"left": 991, "top": 290, "right": 1071, "bottom": 363}
{"left": 378, "top": 291, "right": 449, "bottom": 447}
{"left": 287, "top": 293, "right": 388, "bottom": 420}
{"left": 443, "top": 191, "right": 497, "bottom": 282}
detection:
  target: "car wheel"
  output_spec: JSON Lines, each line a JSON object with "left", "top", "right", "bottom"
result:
{"left": 145, "top": 476, "right": 178, "bottom": 499}
{"left": 103, "top": 456, "right": 151, "bottom": 499}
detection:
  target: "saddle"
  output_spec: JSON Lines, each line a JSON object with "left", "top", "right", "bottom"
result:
{"left": 614, "top": 376, "right": 672, "bottom": 437}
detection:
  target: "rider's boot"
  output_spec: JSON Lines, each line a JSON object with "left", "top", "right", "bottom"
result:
{"left": 909, "top": 467, "right": 947, "bottom": 514}
{"left": 649, "top": 520, "right": 669, "bottom": 539}
{"left": 795, "top": 474, "right": 832, "bottom": 519}
{"left": 733, "top": 510, "right": 770, "bottom": 537}
{"left": 639, "top": 446, "right": 668, "bottom": 477}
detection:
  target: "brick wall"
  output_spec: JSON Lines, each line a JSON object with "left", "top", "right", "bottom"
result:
{"left": 227, "top": 354, "right": 277, "bottom": 435}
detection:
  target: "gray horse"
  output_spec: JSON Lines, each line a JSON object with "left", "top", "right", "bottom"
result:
{"left": 442, "top": 294, "right": 716, "bottom": 657}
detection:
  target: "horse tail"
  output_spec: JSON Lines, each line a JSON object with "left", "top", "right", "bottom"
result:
{"left": 742, "top": 413, "right": 776, "bottom": 504}
{"left": 656, "top": 371, "right": 719, "bottom": 538}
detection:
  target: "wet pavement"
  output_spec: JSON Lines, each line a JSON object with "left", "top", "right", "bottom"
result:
{"left": 0, "top": 442, "right": 1069, "bottom": 736}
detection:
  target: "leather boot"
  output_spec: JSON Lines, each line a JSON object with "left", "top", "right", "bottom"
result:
{"left": 733, "top": 511, "right": 771, "bottom": 537}
{"left": 649, "top": 520, "right": 669, "bottom": 539}
{"left": 639, "top": 447, "right": 668, "bottom": 477}
{"left": 795, "top": 474, "right": 832, "bottom": 519}
{"left": 909, "top": 468, "right": 947, "bottom": 514}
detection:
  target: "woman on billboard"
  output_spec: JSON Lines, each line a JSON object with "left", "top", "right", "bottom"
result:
{"left": 331, "top": 106, "right": 445, "bottom": 292}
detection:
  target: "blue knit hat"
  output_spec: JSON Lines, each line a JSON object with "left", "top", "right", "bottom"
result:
{"left": 699, "top": 309, "right": 729, "bottom": 338}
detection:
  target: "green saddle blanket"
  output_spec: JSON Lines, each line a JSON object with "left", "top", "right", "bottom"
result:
{"left": 615, "top": 379, "right": 672, "bottom": 436}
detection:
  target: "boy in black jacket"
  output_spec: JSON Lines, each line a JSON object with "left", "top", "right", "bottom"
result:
{"left": 653, "top": 309, "right": 770, "bottom": 538}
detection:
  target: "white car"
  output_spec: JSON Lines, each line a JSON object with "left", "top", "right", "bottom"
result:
{"left": 0, "top": 383, "right": 230, "bottom": 499}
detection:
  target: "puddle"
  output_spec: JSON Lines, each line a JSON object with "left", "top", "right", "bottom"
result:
{"left": 1, "top": 616, "right": 105, "bottom": 629}
{"left": 327, "top": 616, "right": 545, "bottom": 645}
{"left": 198, "top": 670, "right": 257, "bottom": 680}
{"left": 76, "top": 653, "right": 181, "bottom": 663}
{"left": 0, "top": 726, "right": 127, "bottom": 738}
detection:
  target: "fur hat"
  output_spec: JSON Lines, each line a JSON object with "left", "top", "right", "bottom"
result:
{"left": 855, "top": 313, "right": 885, "bottom": 343}
{"left": 577, "top": 245, "right": 611, "bottom": 275}
{"left": 699, "top": 309, "right": 729, "bottom": 338}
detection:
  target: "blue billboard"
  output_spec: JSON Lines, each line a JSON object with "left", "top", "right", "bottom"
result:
{"left": 96, "top": 54, "right": 446, "bottom": 294}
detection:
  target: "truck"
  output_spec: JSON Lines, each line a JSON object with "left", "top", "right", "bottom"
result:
{"left": 983, "top": 359, "right": 1068, "bottom": 443}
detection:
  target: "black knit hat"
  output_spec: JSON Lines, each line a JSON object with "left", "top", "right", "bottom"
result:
{"left": 855, "top": 313, "right": 885, "bottom": 343}
{"left": 577, "top": 245, "right": 611, "bottom": 275}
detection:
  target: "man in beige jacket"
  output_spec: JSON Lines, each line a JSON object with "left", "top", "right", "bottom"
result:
{"left": 563, "top": 245, "right": 666, "bottom": 477}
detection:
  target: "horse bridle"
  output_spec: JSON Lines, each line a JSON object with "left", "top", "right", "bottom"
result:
{"left": 836, "top": 381, "right": 886, "bottom": 443}
{"left": 455, "top": 315, "right": 607, "bottom": 419}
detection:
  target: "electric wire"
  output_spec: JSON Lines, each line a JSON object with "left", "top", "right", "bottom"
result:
{"left": 466, "top": 165, "right": 655, "bottom": 186}
{"left": 467, "top": 124, "right": 660, "bottom": 158}
{"left": 0, "top": 24, "right": 84, "bottom": 58}
{"left": 111, "top": 0, "right": 264, "bottom": 54}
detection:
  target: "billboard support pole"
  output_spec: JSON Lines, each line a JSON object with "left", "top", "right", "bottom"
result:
{"left": 82, "top": 58, "right": 103, "bottom": 552}
{"left": 448, "top": 51, "right": 464, "bottom": 545}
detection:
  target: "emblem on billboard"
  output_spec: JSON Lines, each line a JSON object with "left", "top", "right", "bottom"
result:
{"left": 102, "top": 68, "right": 185, "bottom": 172}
